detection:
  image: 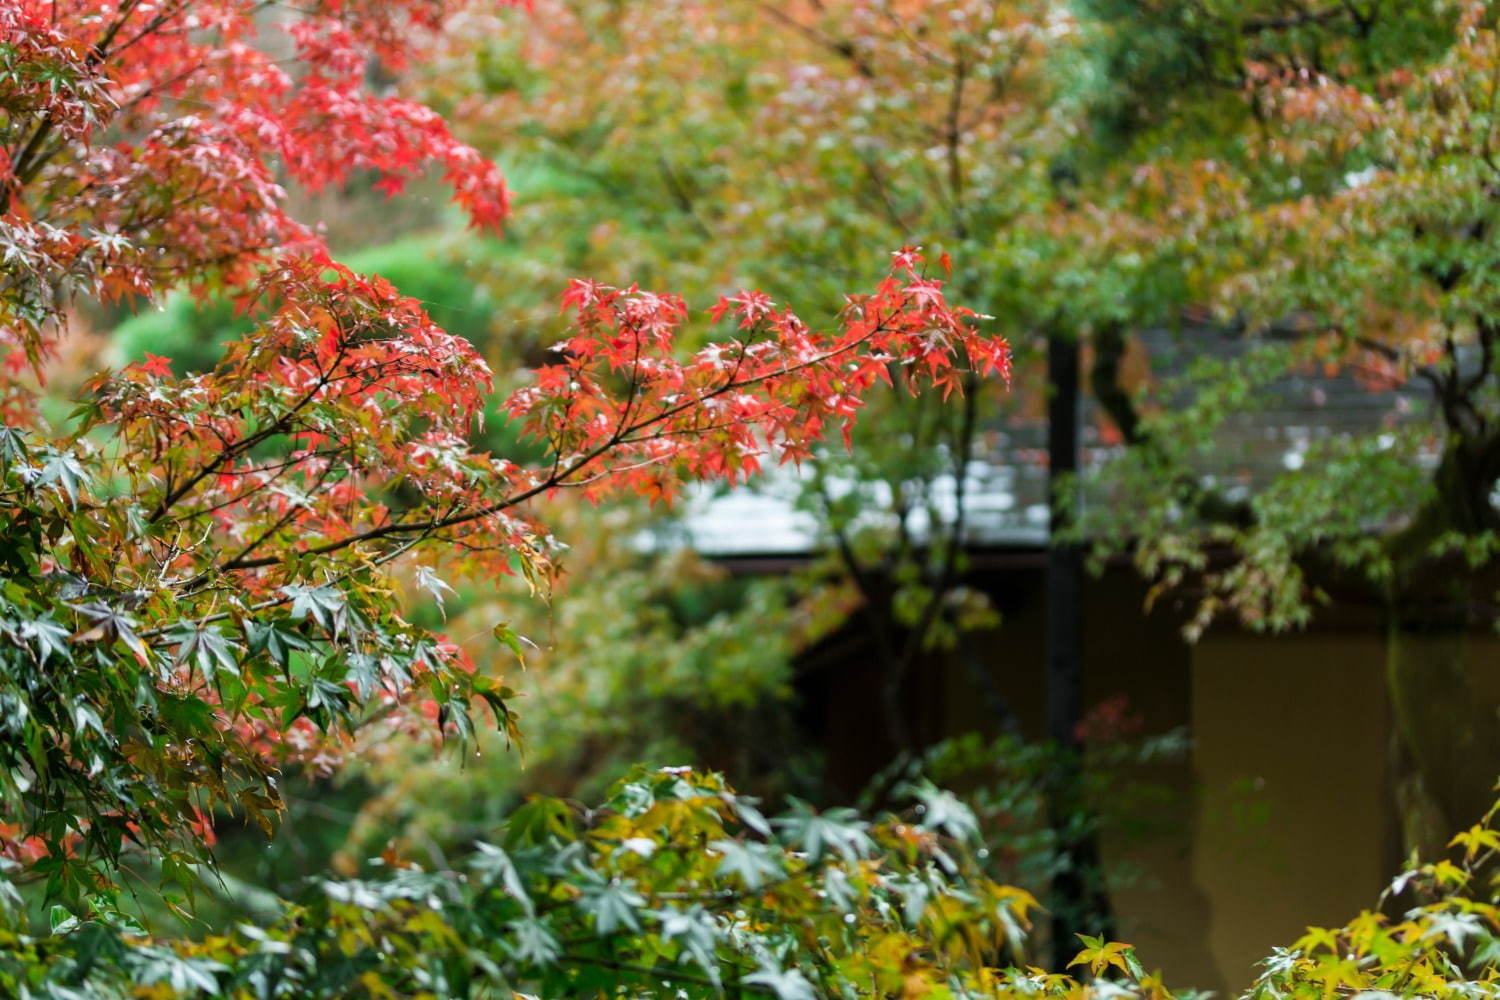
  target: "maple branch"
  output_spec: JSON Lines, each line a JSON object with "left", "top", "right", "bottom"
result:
{"left": 1090, "top": 320, "right": 1143, "bottom": 446}
{"left": 9, "top": 0, "right": 163, "bottom": 192}
{"left": 113, "top": 60, "right": 207, "bottom": 118}
{"left": 750, "top": 1, "right": 876, "bottom": 79}
{"left": 104, "top": 0, "right": 192, "bottom": 65}
{"left": 1090, "top": 319, "right": 1253, "bottom": 528}
{"left": 944, "top": 51, "right": 969, "bottom": 240}
{"left": 879, "top": 367, "right": 982, "bottom": 756}
{"left": 908, "top": 368, "right": 980, "bottom": 659}
{"left": 873, "top": 0, "right": 951, "bottom": 68}
{"left": 177, "top": 464, "right": 345, "bottom": 592}
{"left": 614, "top": 417, "right": 753, "bottom": 446}
{"left": 210, "top": 303, "right": 935, "bottom": 575}
{"left": 656, "top": 157, "right": 714, "bottom": 240}
{"left": 147, "top": 341, "right": 351, "bottom": 522}
{"left": 165, "top": 447, "right": 346, "bottom": 524}
{"left": 854, "top": 149, "right": 913, "bottom": 232}
{"left": 145, "top": 534, "right": 432, "bottom": 639}
{"left": 819, "top": 486, "right": 913, "bottom": 753}
{"left": 1239, "top": 6, "right": 1347, "bottom": 35}
{"left": 1465, "top": 316, "right": 1498, "bottom": 403}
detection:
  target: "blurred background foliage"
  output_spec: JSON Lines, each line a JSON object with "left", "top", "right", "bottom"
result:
{"left": 73, "top": 1, "right": 1500, "bottom": 988}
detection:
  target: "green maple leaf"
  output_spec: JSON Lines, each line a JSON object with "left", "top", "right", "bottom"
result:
{"left": 710, "top": 839, "right": 781, "bottom": 891}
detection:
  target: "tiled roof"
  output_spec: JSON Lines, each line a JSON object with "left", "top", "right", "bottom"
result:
{"left": 663, "top": 324, "right": 1427, "bottom": 557}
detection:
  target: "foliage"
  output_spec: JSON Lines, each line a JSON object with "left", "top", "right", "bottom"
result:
{"left": 10, "top": 1, "right": 1500, "bottom": 996}
{"left": 6, "top": 767, "right": 1500, "bottom": 999}
{"left": 0, "top": 0, "right": 1008, "bottom": 912}
{"left": 433, "top": 0, "right": 1500, "bottom": 669}
{"left": 449, "top": 0, "right": 1500, "bottom": 868}
{"left": 858, "top": 715, "right": 1191, "bottom": 963}
{"left": 417, "top": 0, "right": 1132, "bottom": 955}
{"left": 334, "top": 504, "right": 812, "bottom": 876}
{"left": 417, "top": 2, "right": 1500, "bottom": 658}
{"left": 0, "top": 767, "right": 1037, "bottom": 998}
{"left": 409, "top": 1, "right": 1500, "bottom": 964}
{"left": 112, "top": 236, "right": 511, "bottom": 376}
{"left": 1069, "top": 0, "right": 1500, "bottom": 633}
{"left": 417, "top": 0, "right": 1082, "bottom": 770}
{"left": 1038, "top": 0, "right": 1500, "bottom": 851}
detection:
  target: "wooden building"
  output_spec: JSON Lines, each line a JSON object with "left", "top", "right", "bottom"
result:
{"left": 669, "top": 325, "right": 1500, "bottom": 991}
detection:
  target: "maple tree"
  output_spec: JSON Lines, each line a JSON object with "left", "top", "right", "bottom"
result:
{"left": 431, "top": 0, "right": 1500, "bottom": 874}
{"left": 418, "top": 0, "right": 1123, "bottom": 961}
{"left": 0, "top": 0, "right": 1008, "bottom": 912}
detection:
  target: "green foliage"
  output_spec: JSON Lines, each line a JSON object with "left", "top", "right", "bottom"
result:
{"left": 1062, "top": 1, "right": 1500, "bottom": 634}
{"left": 863, "top": 724, "right": 1192, "bottom": 957}
{"left": 336, "top": 505, "right": 809, "bottom": 866}
{"left": 0, "top": 768, "right": 1041, "bottom": 998}
{"left": 1074, "top": 0, "right": 1457, "bottom": 156}
{"left": 0, "top": 423, "right": 520, "bottom": 907}
{"left": 113, "top": 236, "right": 509, "bottom": 375}
{"left": 8, "top": 768, "right": 1500, "bottom": 999}
{"left": 0, "top": 431, "right": 272, "bottom": 902}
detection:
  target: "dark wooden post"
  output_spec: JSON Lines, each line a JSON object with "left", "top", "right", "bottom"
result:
{"left": 1046, "top": 326, "right": 1109, "bottom": 969}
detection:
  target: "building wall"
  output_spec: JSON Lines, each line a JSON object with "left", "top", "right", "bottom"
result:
{"left": 795, "top": 564, "right": 1498, "bottom": 993}
{"left": 934, "top": 569, "right": 1397, "bottom": 993}
{"left": 1187, "top": 633, "right": 1393, "bottom": 990}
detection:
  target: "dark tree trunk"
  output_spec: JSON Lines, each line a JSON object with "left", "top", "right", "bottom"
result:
{"left": 1046, "top": 330, "right": 1083, "bottom": 763}
{"left": 1045, "top": 328, "right": 1112, "bottom": 969}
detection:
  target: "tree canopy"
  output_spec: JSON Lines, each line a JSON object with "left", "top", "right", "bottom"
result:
{"left": 5, "top": 0, "right": 1500, "bottom": 997}
{"left": 0, "top": 0, "right": 1004, "bottom": 904}
{"left": 421, "top": 0, "right": 1500, "bottom": 858}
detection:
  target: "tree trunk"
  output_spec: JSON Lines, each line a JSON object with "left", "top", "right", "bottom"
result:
{"left": 1045, "top": 328, "right": 1112, "bottom": 969}
{"left": 1385, "top": 625, "right": 1500, "bottom": 862}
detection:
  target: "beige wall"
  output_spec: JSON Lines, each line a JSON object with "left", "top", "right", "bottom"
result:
{"left": 926, "top": 571, "right": 1418, "bottom": 993}
{"left": 1187, "top": 633, "right": 1393, "bottom": 990}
